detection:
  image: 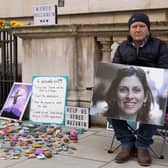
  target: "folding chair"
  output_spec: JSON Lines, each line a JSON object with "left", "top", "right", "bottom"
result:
{"left": 107, "top": 120, "right": 168, "bottom": 159}
{"left": 107, "top": 120, "right": 137, "bottom": 154}
{"left": 154, "top": 122, "right": 168, "bottom": 159}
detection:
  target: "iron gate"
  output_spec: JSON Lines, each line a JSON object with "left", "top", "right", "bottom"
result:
{"left": 0, "top": 29, "right": 19, "bottom": 109}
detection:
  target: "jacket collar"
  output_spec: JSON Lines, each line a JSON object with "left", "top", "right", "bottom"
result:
{"left": 127, "top": 33, "right": 152, "bottom": 47}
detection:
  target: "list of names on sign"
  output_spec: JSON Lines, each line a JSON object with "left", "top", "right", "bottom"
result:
{"left": 30, "top": 76, "right": 68, "bottom": 124}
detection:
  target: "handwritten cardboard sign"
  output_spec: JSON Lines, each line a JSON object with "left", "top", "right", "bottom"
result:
{"left": 30, "top": 76, "right": 68, "bottom": 124}
{"left": 33, "top": 4, "right": 57, "bottom": 25}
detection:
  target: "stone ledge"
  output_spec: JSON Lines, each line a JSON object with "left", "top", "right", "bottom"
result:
{"left": 11, "top": 21, "right": 168, "bottom": 39}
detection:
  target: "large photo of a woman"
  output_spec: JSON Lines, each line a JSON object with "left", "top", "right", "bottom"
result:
{"left": 91, "top": 62, "right": 168, "bottom": 126}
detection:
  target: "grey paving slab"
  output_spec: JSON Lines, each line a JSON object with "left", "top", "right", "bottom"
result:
{"left": 78, "top": 129, "right": 97, "bottom": 139}
{"left": 151, "top": 135, "right": 168, "bottom": 160}
{"left": 88, "top": 127, "right": 107, "bottom": 133}
{"left": 102, "top": 134, "right": 168, "bottom": 168}
{"left": 0, "top": 127, "right": 168, "bottom": 168}
{"left": 65, "top": 134, "right": 114, "bottom": 162}
{"left": 0, "top": 158, "right": 27, "bottom": 168}
{"left": 6, "top": 155, "right": 104, "bottom": 168}
{"left": 93, "top": 128, "right": 113, "bottom": 137}
{"left": 102, "top": 159, "right": 168, "bottom": 168}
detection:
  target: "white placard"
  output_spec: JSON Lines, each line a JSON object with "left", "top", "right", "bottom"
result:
{"left": 33, "top": 4, "right": 57, "bottom": 25}
{"left": 30, "top": 76, "right": 68, "bottom": 124}
{"left": 65, "top": 106, "right": 89, "bottom": 129}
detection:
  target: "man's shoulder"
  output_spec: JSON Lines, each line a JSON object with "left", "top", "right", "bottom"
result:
{"left": 118, "top": 40, "right": 130, "bottom": 47}
{"left": 149, "top": 36, "right": 167, "bottom": 45}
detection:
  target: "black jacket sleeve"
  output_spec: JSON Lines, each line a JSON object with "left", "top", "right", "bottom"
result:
{"left": 157, "top": 41, "right": 168, "bottom": 69}
{"left": 112, "top": 46, "right": 122, "bottom": 63}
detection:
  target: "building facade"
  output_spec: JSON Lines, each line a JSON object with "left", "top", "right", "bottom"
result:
{"left": 1, "top": 0, "right": 168, "bottom": 125}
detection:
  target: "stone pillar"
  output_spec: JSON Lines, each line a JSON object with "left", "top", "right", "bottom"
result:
{"left": 97, "top": 36, "right": 113, "bottom": 62}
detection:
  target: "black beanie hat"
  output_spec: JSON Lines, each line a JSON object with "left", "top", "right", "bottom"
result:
{"left": 128, "top": 12, "right": 150, "bottom": 30}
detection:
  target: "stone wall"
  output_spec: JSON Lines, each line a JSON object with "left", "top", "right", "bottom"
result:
{"left": 11, "top": 21, "right": 168, "bottom": 126}
{"left": 0, "top": 0, "right": 168, "bottom": 18}
{"left": 2, "top": 0, "right": 167, "bottom": 126}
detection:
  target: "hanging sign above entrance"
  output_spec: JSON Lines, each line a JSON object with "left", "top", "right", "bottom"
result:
{"left": 33, "top": 4, "right": 57, "bottom": 25}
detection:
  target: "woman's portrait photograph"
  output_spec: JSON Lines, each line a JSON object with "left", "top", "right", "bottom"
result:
{"left": 91, "top": 62, "right": 168, "bottom": 126}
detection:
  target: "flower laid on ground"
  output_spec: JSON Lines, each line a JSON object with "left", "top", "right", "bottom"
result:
{"left": 0, "top": 19, "right": 24, "bottom": 29}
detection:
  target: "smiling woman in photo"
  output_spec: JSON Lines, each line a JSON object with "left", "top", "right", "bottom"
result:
{"left": 105, "top": 66, "right": 154, "bottom": 123}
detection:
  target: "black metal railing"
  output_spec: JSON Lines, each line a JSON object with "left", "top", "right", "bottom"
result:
{"left": 0, "top": 29, "right": 19, "bottom": 109}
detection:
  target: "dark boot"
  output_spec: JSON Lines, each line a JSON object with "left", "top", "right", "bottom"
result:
{"left": 137, "top": 148, "right": 152, "bottom": 166}
{"left": 114, "top": 147, "right": 134, "bottom": 163}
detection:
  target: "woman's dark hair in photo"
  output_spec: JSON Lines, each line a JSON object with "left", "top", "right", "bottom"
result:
{"left": 105, "top": 66, "right": 154, "bottom": 123}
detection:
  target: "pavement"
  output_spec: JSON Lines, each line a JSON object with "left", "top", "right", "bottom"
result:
{"left": 1, "top": 125, "right": 168, "bottom": 168}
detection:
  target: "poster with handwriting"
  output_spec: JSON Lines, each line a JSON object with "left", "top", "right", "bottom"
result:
{"left": 30, "top": 76, "right": 68, "bottom": 125}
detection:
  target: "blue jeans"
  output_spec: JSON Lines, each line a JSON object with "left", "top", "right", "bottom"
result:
{"left": 108, "top": 118, "right": 158, "bottom": 149}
